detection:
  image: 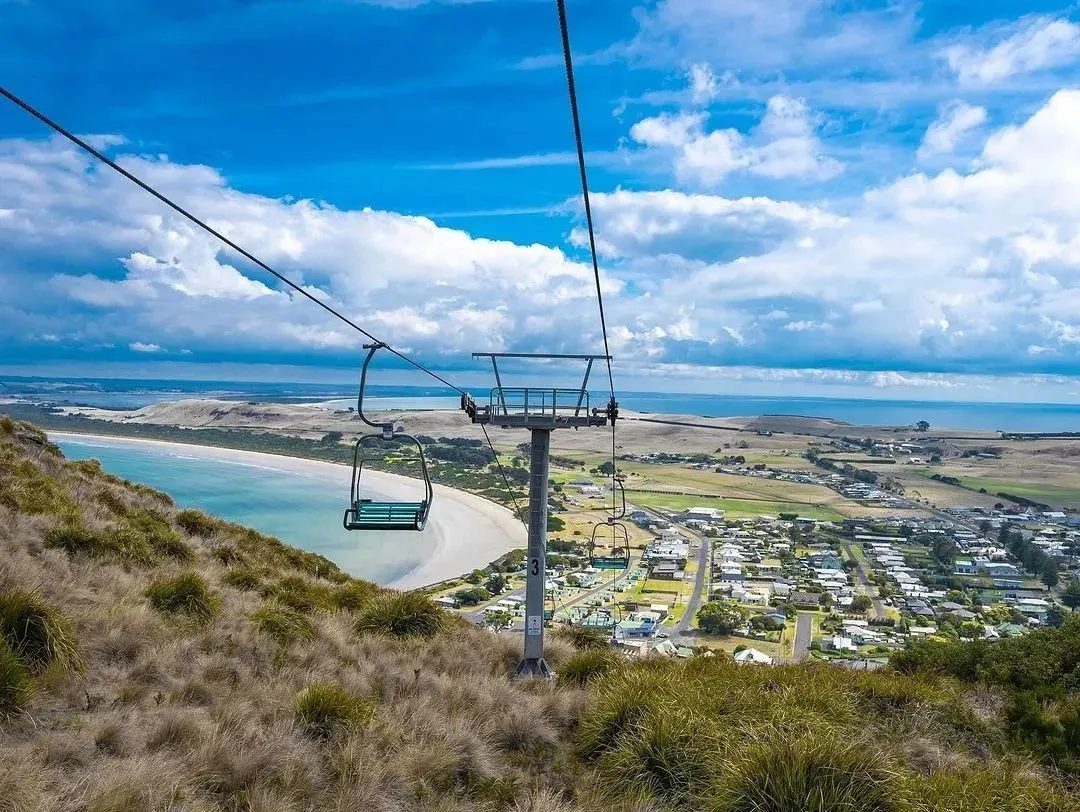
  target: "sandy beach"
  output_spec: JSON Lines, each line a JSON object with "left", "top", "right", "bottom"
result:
{"left": 49, "top": 432, "right": 527, "bottom": 590}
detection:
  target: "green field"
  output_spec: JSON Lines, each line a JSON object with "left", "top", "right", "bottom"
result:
{"left": 953, "top": 475, "right": 1080, "bottom": 506}
{"left": 625, "top": 490, "right": 846, "bottom": 521}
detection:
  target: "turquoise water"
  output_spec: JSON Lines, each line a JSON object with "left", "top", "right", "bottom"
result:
{"left": 55, "top": 437, "right": 436, "bottom": 585}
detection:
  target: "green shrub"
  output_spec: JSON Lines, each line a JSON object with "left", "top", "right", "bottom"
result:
{"left": 293, "top": 682, "right": 374, "bottom": 741}
{"left": 708, "top": 732, "right": 902, "bottom": 812}
{"left": 558, "top": 648, "right": 623, "bottom": 687}
{"left": 250, "top": 603, "right": 315, "bottom": 646}
{"left": 0, "top": 641, "right": 33, "bottom": 717}
{"left": 0, "top": 415, "right": 14, "bottom": 435}
{"left": 354, "top": 591, "right": 444, "bottom": 639}
{"left": 176, "top": 509, "right": 220, "bottom": 537}
{"left": 223, "top": 565, "right": 262, "bottom": 592}
{"left": 144, "top": 572, "right": 220, "bottom": 624}
{"left": 331, "top": 580, "right": 379, "bottom": 612}
{"left": 0, "top": 589, "right": 81, "bottom": 674}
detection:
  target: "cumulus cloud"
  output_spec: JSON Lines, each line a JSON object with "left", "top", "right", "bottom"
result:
{"left": 568, "top": 188, "right": 845, "bottom": 261}
{"left": 943, "top": 16, "right": 1080, "bottom": 85}
{"left": 11, "top": 90, "right": 1080, "bottom": 379}
{"left": 129, "top": 342, "right": 163, "bottom": 353}
{"left": 630, "top": 95, "right": 842, "bottom": 187}
{"left": 607, "top": 89, "right": 1080, "bottom": 373}
{"left": 0, "top": 136, "right": 614, "bottom": 365}
{"left": 917, "top": 101, "right": 988, "bottom": 159}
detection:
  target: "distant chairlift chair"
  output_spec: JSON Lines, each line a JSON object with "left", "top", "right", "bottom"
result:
{"left": 343, "top": 343, "right": 433, "bottom": 532}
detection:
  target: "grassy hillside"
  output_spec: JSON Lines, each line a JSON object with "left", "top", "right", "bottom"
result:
{"left": 1, "top": 417, "right": 1078, "bottom": 811}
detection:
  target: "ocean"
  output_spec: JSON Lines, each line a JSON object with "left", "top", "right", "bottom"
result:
{"left": 8, "top": 375, "right": 1080, "bottom": 432}
{"left": 54, "top": 436, "right": 436, "bottom": 586}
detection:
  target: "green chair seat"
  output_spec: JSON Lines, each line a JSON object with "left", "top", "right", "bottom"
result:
{"left": 343, "top": 501, "right": 429, "bottom": 531}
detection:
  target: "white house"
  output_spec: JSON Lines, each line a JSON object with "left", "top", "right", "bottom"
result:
{"left": 827, "top": 636, "right": 858, "bottom": 653}
{"left": 734, "top": 647, "right": 774, "bottom": 665}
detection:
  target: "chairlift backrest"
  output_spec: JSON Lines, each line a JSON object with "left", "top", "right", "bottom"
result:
{"left": 343, "top": 343, "right": 433, "bottom": 532}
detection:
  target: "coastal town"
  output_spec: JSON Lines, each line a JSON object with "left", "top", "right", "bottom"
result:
{"left": 436, "top": 451, "right": 1080, "bottom": 667}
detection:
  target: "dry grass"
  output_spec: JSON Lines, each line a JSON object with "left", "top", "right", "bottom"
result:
{"left": 1, "top": 420, "right": 1078, "bottom": 812}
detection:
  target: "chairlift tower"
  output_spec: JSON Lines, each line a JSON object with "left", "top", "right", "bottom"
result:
{"left": 462, "top": 352, "right": 617, "bottom": 678}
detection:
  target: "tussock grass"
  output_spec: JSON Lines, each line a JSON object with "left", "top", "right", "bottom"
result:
{"left": 146, "top": 710, "right": 205, "bottom": 753}
{"left": 43, "top": 522, "right": 112, "bottom": 559}
{"left": 0, "top": 640, "right": 33, "bottom": 717}
{"left": 144, "top": 572, "right": 220, "bottom": 624}
{"left": 250, "top": 602, "right": 316, "bottom": 646}
{"left": 905, "top": 761, "right": 1078, "bottom": 812}
{"left": 552, "top": 623, "right": 611, "bottom": 651}
{"left": 4, "top": 422, "right": 1080, "bottom": 812}
{"left": 124, "top": 510, "right": 193, "bottom": 562}
{"left": 294, "top": 682, "right": 375, "bottom": 741}
{"left": 331, "top": 579, "right": 379, "bottom": 612}
{"left": 175, "top": 509, "right": 221, "bottom": 537}
{"left": 557, "top": 648, "right": 623, "bottom": 687}
{"left": 355, "top": 591, "right": 445, "bottom": 639}
{"left": 709, "top": 731, "right": 902, "bottom": 812}
{"left": 222, "top": 564, "right": 262, "bottom": 591}
{"left": 0, "top": 588, "right": 81, "bottom": 674}
{"left": 262, "top": 576, "right": 334, "bottom": 614}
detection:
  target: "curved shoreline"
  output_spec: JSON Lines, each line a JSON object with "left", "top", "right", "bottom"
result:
{"left": 48, "top": 432, "right": 526, "bottom": 590}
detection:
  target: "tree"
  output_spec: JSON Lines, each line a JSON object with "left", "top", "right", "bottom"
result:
{"left": 1041, "top": 559, "right": 1060, "bottom": 589}
{"left": 1061, "top": 580, "right": 1080, "bottom": 611}
{"left": 1046, "top": 605, "right": 1068, "bottom": 629}
{"left": 485, "top": 573, "right": 507, "bottom": 594}
{"left": 850, "top": 595, "right": 873, "bottom": 614}
{"left": 485, "top": 609, "right": 512, "bottom": 633}
{"left": 548, "top": 515, "right": 566, "bottom": 532}
{"left": 915, "top": 420, "right": 930, "bottom": 432}
{"left": 818, "top": 592, "right": 834, "bottom": 609}
{"left": 454, "top": 587, "right": 489, "bottom": 606}
{"left": 597, "top": 460, "right": 615, "bottom": 476}
{"left": 696, "top": 601, "right": 749, "bottom": 636}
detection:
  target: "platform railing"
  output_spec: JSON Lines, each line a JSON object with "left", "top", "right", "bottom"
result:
{"left": 485, "top": 387, "right": 591, "bottom": 419}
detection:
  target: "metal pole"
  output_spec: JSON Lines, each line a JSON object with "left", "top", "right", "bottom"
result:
{"left": 516, "top": 427, "right": 552, "bottom": 678}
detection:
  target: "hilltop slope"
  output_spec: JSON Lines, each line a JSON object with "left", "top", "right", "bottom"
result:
{"left": 0, "top": 417, "right": 1077, "bottom": 811}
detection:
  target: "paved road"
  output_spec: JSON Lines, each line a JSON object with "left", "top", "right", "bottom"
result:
{"left": 842, "top": 542, "right": 886, "bottom": 619}
{"left": 466, "top": 559, "right": 633, "bottom": 628}
{"left": 793, "top": 612, "right": 814, "bottom": 661}
{"left": 631, "top": 505, "right": 711, "bottom": 637}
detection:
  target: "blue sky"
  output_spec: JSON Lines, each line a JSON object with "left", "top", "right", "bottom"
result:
{"left": 5, "top": 0, "right": 1080, "bottom": 401}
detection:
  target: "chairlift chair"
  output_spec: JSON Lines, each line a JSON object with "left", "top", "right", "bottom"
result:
{"left": 343, "top": 343, "right": 433, "bottom": 532}
{"left": 588, "top": 520, "right": 631, "bottom": 570}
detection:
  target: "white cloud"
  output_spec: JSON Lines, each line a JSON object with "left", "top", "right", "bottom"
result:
{"left": 687, "top": 63, "right": 720, "bottom": 104}
{"left": 943, "top": 16, "right": 1080, "bottom": 85}
{"left": 630, "top": 95, "right": 841, "bottom": 187}
{"left": 918, "top": 101, "right": 988, "bottom": 159}
{"left": 568, "top": 188, "right": 844, "bottom": 260}
{"left": 611, "top": 89, "right": 1080, "bottom": 372}
{"left": 15, "top": 89, "right": 1080, "bottom": 380}
{"left": 129, "top": 342, "right": 163, "bottom": 353}
{"left": 0, "top": 135, "right": 613, "bottom": 362}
